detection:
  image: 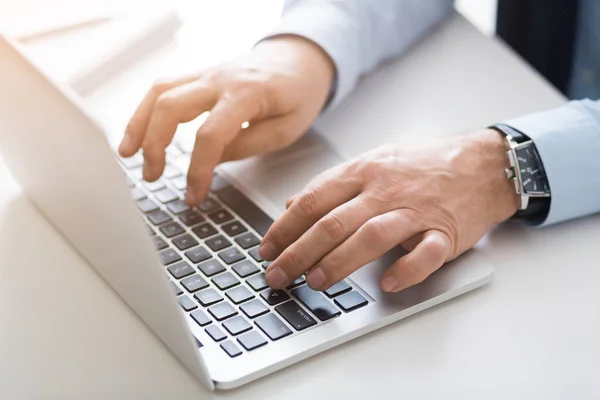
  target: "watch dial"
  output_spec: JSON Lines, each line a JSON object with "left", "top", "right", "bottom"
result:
{"left": 515, "top": 144, "right": 549, "bottom": 194}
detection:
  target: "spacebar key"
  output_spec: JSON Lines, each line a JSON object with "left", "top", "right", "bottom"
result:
{"left": 292, "top": 285, "right": 341, "bottom": 321}
{"left": 216, "top": 185, "right": 274, "bottom": 237}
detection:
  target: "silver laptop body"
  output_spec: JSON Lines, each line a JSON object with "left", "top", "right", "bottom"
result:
{"left": 0, "top": 35, "right": 493, "bottom": 390}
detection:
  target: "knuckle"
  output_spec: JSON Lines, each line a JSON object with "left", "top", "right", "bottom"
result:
{"left": 155, "top": 92, "right": 177, "bottom": 112}
{"left": 319, "top": 213, "right": 346, "bottom": 242}
{"left": 285, "top": 248, "right": 305, "bottom": 274}
{"left": 426, "top": 234, "right": 449, "bottom": 262}
{"left": 151, "top": 78, "right": 173, "bottom": 94}
{"left": 319, "top": 255, "right": 342, "bottom": 278}
{"left": 297, "top": 190, "right": 319, "bottom": 217}
{"left": 362, "top": 217, "right": 390, "bottom": 244}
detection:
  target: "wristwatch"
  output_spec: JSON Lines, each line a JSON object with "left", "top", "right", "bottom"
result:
{"left": 490, "top": 123, "right": 551, "bottom": 223}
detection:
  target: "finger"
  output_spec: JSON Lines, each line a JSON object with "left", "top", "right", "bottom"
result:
{"left": 185, "top": 96, "right": 259, "bottom": 205}
{"left": 141, "top": 81, "right": 219, "bottom": 181}
{"left": 380, "top": 229, "right": 451, "bottom": 293}
{"left": 219, "top": 116, "right": 297, "bottom": 163}
{"left": 305, "top": 209, "right": 423, "bottom": 290}
{"left": 119, "top": 74, "right": 200, "bottom": 157}
{"left": 259, "top": 162, "right": 363, "bottom": 261}
{"left": 265, "top": 194, "right": 378, "bottom": 289}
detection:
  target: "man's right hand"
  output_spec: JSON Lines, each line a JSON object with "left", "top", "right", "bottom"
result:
{"left": 118, "top": 35, "right": 335, "bottom": 205}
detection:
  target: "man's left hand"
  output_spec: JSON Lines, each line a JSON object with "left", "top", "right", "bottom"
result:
{"left": 260, "top": 129, "right": 520, "bottom": 293}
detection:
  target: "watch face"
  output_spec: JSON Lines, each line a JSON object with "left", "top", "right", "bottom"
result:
{"left": 515, "top": 143, "right": 549, "bottom": 194}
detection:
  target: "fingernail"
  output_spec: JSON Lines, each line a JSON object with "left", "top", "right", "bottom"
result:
{"left": 381, "top": 275, "right": 398, "bottom": 292}
{"left": 265, "top": 266, "right": 288, "bottom": 289}
{"left": 306, "top": 267, "right": 326, "bottom": 289}
{"left": 259, "top": 241, "right": 277, "bottom": 261}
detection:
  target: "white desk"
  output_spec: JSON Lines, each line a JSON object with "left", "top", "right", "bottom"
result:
{"left": 2, "top": 6, "right": 600, "bottom": 400}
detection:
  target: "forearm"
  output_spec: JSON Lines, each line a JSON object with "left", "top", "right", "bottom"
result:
{"left": 265, "top": 0, "right": 455, "bottom": 109}
{"left": 501, "top": 99, "right": 600, "bottom": 226}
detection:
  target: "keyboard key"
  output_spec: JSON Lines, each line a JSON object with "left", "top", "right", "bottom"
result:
{"left": 167, "top": 261, "right": 195, "bottom": 279}
{"left": 237, "top": 330, "right": 267, "bottom": 351}
{"left": 232, "top": 260, "right": 260, "bottom": 278}
{"left": 130, "top": 167, "right": 143, "bottom": 181}
{"left": 218, "top": 247, "right": 245, "bottom": 265}
{"left": 171, "top": 176, "right": 187, "bottom": 191}
{"left": 223, "top": 315, "right": 252, "bottom": 336}
{"left": 324, "top": 281, "right": 352, "bottom": 298}
{"left": 248, "top": 247, "right": 263, "bottom": 262}
{"left": 159, "top": 248, "right": 182, "bottom": 265}
{"left": 185, "top": 246, "right": 212, "bottom": 264}
{"left": 190, "top": 309, "right": 212, "bottom": 327}
{"left": 208, "top": 209, "right": 234, "bottom": 224}
{"left": 234, "top": 232, "right": 260, "bottom": 250}
{"left": 147, "top": 209, "right": 172, "bottom": 225}
{"left": 130, "top": 187, "right": 146, "bottom": 201}
{"left": 246, "top": 273, "right": 268, "bottom": 292}
{"left": 137, "top": 198, "right": 159, "bottom": 213}
{"left": 194, "top": 288, "right": 223, "bottom": 307}
{"left": 240, "top": 299, "right": 269, "bottom": 319}
{"left": 197, "top": 259, "right": 226, "bottom": 277}
{"left": 260, "top": 289, "right": 290, "bottom": 305}
{"left": 177, "top": 295, "right": 197, "bottom": 311}
{"left": 159, "top": 221, "right": 185, "bottom": 238}
{"left": 255, "top": 313, "right": 292, "bottom": 341}
{"left": 216, "top": 186, "right": 274, "bottom": 236}
{"left": 163, "top": 164, "right": 182, "bottom": 179}
{"left": 262, "top": 261, "right": 272, "bottom": 269}
{"left": 172, "top": 234, "right": 199, "bottom": 251}
{"left": 208, "top": 301, "right": 238, "bottom": 321}
{"left": 220, "top": 340, "right": 242, "bottom": 358}
{"left": 191, "top": 222, "right": 217, "bottom": 239}
{"left": 334, "top": 291, "right": 368, "bottom": 312}
{"left": 275, "top": 300, "right": 317, "bottom": 331}
{"left": 199, "top": 197, "right": 220, "bottom": 213}
{"left": 221, "top": 220, "right": 247, "bottom": 237}
{"left": 156, "top": 188, "right": 178, "bottom": 204}
{"left": 120, "top": 153, "right": 144, "bottom": 169}
{"left": 292, "top": 285, "right": 341, "bottom": 321}
{"left": 286, "top": 276, "right": 306, "bottom": 289}
{"left": 166, "top": 199, "right": 190, "bottom": 214}
{"left": 181, "top": 274, "right": 209, "bottom": 292}
{"left": 205, "top": 235, "right": 231, "bottom": 252}
{"left": 180, "top": 210, "right": 205, "bottom": 227}
{"left": 144, "top": 180, "right": 166, "bottom": 192}
{"left": 210, "top": 174, "right": 231, "bottom": 192}
{"left": 205, "top": 325, "right": 227, "bottom": 342}
{"left": 153, "top": 236, "right": 168, "bottom": 250}
{"left": 170, "top": 281, "right": 183, "bottom": 296}
{"left": 225, "top": 286, "right": 254, "bottom": 304}
{"left": 212, "top": 272, "right": 240, "bottom": 290}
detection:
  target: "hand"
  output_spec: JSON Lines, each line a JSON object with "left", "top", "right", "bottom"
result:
{"left": 118, "top": 35, "right": 335, "bottom": 205}
{"left": 260, "top": 129, "right": 520, "bottom": 293}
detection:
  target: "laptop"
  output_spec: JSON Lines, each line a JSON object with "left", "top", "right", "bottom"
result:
{"left": 0, "top": 35, "right": 493, "bottom": 390}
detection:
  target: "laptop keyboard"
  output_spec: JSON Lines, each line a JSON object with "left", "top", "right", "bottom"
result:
{"left": 118, "top": 144, "right": 369, "bottom": 359}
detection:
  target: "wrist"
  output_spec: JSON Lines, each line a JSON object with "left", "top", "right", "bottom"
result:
{"left": 255, "top": 35, "right": 336, "bottom": 105}
{"left": 474, "top": 129, "right": 520, "bottom": 224}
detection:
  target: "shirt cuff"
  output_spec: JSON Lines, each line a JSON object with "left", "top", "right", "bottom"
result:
{"left": 502, "top": 99, "right": 600, "bottom": 226}
{"left": 261, "top": 1, "right": 359, "bottom": 110}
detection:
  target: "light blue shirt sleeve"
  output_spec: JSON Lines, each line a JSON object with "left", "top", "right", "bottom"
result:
{"left": 503, "top": 99, "right": 600, "bottom": 226}
{"left": 266, "top": 0, "right": 454, "bottom": 109}
{"left": 265, "top": 1, "right": 600, "bottom": 227}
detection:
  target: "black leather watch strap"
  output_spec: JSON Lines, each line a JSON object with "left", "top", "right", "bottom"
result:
{"left": 490, "top": 124, "right": 551, "bottom": 224}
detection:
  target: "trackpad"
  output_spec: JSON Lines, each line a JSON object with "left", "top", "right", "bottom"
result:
{"left": 349, "top": 245, "right": 407, "bottom": 300}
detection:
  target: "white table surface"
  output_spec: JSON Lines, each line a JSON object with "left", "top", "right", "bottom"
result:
{"left": 1, "top": 3, "right": 599, "bottom": 399}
